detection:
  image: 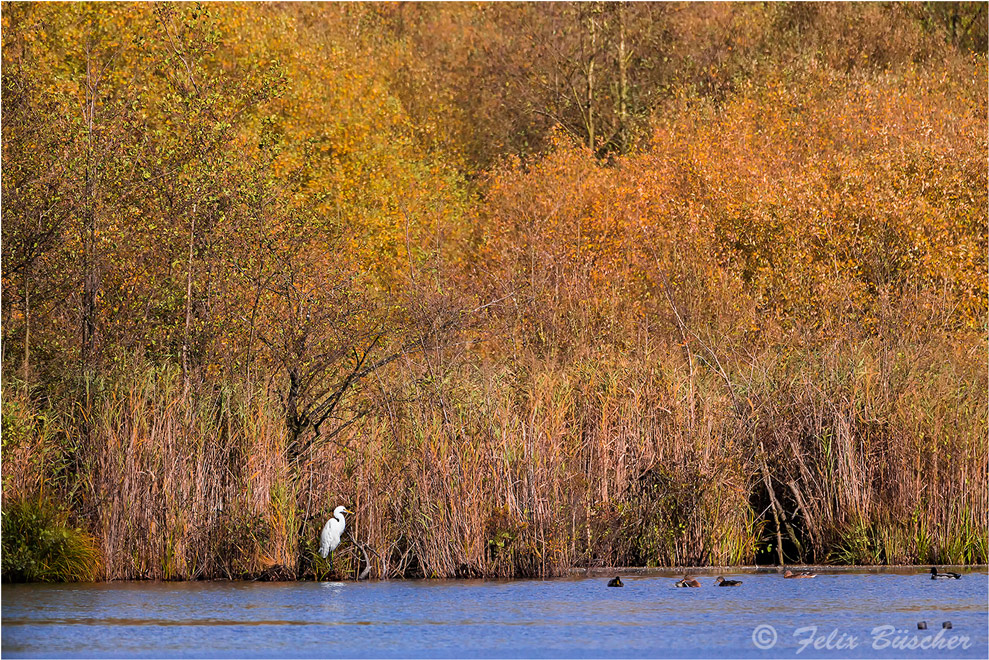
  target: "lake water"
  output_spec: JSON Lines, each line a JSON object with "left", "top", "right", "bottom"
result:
{"left": 3, "top": 569, "right": 987, "bottom": 658}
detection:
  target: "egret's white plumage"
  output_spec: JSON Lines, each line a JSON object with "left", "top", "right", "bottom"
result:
{"left": 319, "top": 506, "right": 353, "bottom": 558}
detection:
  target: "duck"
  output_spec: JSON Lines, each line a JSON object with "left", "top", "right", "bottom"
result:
{"left": 930, "top": 566, "right": 961, "bottom": 580}
{"left": 607, "top": 576, "right": 624, "bottom": 587}
{"left": 783, "top": 569, "right": 817, "bottom": 579}
{"left": 674, "top": 575, "right": 701, "bottom": 587}
{"left": 715, "top": 576, "right": 742, "bottom": 586}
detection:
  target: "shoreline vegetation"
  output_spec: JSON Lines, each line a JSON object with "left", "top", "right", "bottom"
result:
{"left": 2, "top": 3, "right": 986, "bottom": 583}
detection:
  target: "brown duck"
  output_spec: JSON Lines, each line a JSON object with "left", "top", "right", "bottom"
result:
{"left": 675, "top": 575, "right": 701, "bottom": 587}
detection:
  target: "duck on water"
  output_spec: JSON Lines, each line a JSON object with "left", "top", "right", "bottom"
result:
{"left": 675, "top": 575, "right": 701, "bottom": 587}
{"left": 930, "top": 566, "right": 962, "bottom": 580}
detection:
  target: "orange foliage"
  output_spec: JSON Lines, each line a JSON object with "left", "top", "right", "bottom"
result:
{"left": 477, "top": 56, "right": 987, "bottom": 345}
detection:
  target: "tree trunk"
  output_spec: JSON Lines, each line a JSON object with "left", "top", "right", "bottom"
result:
{"left": 81, "top": 53, "right": 99, "bottom": 383}
{"left": 182, "top": 203, "right": 198, "bottom": 385}
{"left": 616, "top": 2, "right": 629, "bottom": 154}
{"left": 22, "top": 262, "right": 31, "bottom": 389}
{"left": 586, "top": 11, "right": 596, "bottom": 150}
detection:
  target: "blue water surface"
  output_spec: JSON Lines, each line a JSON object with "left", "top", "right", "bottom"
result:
{"left": 2, "top": 569, "right": 987, "bottom": 658}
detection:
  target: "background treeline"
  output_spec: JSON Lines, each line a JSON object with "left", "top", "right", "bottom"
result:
{"left": 2, "top": 2, "right": 986, "bottom": 581}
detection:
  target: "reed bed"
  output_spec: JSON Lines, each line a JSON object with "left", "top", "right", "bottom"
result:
{"left": 7, "top": 323, "right": 981, "bottom": 582}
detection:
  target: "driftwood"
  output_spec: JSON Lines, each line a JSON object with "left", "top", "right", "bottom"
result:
{"left": 347, "top": 531, "right": 374, "bottom": 580}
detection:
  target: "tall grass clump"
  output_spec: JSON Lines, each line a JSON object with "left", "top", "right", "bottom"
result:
{"left": 1, "top": 498, "right": 102, "bottom": 582}
{"left": 78, "top": 360, "right": 298, "bottom": 580}
{"left": 1, "top": 394, "right": 75, "bottom": 505}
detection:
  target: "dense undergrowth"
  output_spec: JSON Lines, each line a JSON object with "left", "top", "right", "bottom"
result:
{"left": 0, "top": 497, "right": 101, "bottom": 582}
{"left": 2, "top": 2, "right": 986, "bottom": 581}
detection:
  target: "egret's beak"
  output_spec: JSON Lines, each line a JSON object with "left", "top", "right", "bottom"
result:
{"left": 344, "top": 508, "right": 354, "bottom": 515}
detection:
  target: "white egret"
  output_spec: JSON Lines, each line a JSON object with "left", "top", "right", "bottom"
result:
{"left": 319, "top": 506, "right": 353, "bottom": 559}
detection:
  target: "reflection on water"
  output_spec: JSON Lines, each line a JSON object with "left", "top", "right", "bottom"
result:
{"left": 2, "top": 570, "right": 987, "bottom": 658}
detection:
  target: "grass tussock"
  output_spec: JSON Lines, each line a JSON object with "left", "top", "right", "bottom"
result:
{"left": 1, "top": 497, "right": 102, "bottom": 582}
